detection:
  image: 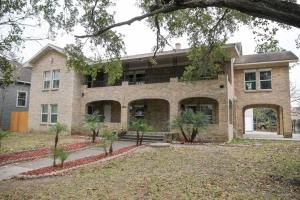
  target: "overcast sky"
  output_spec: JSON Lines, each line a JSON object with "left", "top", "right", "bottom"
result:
{"left": 21, "top": 1, "right": 300, "bottom": 104}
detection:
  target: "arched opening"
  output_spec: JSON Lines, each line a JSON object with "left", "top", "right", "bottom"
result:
{"left": 243, "top": 104, "right": 281, "bottom": 134}
{"left": 86, "top": 100, "right": 121, "bottom": 123}
{"left": 128, "top": 99, "right": 170, "bottom": 132}
{"left": 178, "top": 97, "right": 219, "bottom": 124}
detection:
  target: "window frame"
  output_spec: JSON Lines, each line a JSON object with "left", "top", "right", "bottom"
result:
{"left": 51, "top": 69, "right": 60, "bottom": 89}
{"left": 41, "top": 104, "right": 49, "bottom": 124}
{"left": 244, "top": 70, "right": 257, "bottom": 91}
{"left": 258, "top": 69, "right": 272, "bottom": 90}
{"left": 43, "top": 71, "right": 51, "bottom": 90}
{"left": 50, "top": 104, "right": 58, "bottom": 124}
{"left": 199, "top": 104, "right": 214, "bottom": 124}
{"left": 16, "top": 91, "right": 27, "bottom": 108}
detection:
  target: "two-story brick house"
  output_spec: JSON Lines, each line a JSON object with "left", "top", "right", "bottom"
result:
{"left": 24, "top": 43, "right": 298, "bottom": 142}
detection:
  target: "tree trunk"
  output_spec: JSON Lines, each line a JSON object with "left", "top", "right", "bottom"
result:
{"left": 92, "top": 130, "right": 96, "bottom": 143}
{"left": 139, "top": 131, "right": 144, "bottom": 146}
{"left": 103, "top": 145, "right": 108, "bottom": 156}
{"left": 180, "top": 126, "right": 189, "bottom": 142}
{"left": 136, "top": 130, "right": 140, "bottom": 146}
{"left": 53, "top": 132, "right": 59, "bottom": 167}
{"left": 109, "top": 141, "right": 113, "bottom": 154}
{"left": 191, "top": 128, "right": 198, "bottom": 142}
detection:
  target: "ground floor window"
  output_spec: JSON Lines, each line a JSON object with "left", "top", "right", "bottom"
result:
{"left": 41, "top": 104, "right": 58, "bottom": 124}
{"left": 199, "top": 104, "right": 213, "bottom": 123}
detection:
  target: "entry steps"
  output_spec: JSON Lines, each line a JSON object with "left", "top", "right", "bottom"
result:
{"left": 118, "top": 132, "right": 166, "bottom": 142}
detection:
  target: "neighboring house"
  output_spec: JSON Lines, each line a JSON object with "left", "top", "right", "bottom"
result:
{"left": 0, "top": 64, "right": 31, "bottom": 130}
{"left": 24, "top": 43, "right": 298, "bottom": 141}
{"left": 292, "top": 107, "right": 300, "bottom": 133}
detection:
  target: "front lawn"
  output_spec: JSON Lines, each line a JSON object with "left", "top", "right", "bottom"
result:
{"left": 0, "top": 132, "right": 87, "bottom": 154}
{"left": 0, "top": 141, "right": 299, "bottom": 199}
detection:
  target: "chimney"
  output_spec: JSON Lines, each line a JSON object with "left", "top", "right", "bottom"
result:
{"left": 175, "top": 43, "right": 181, "bottom": 50}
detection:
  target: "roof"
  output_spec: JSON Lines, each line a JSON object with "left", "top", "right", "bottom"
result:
{"left": 24, "top": 43, "right": 65, "bottom": 67}
{"left": 234, "top": 51, "right": 298, "bottom": 65}
{"left": 16, "top": 67, "right": 31, "bottom": 83}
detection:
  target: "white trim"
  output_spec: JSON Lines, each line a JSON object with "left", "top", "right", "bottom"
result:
{"left": 235, "top": 59, "right": 298, "bottom": 66}
{"left": 41, "top": 104, "right": 49, "bottom": 123}
{"left": 43, "top": 71, "right": 51, "bottom": 90}
{"left": 16, "top": 91, "right": 27, "bottom": 108}
{"left": 50, "top": 104, "right": 58, "bottom": 124}
{"left": 16, "top": 80, "right": 31, "bottom": 84}
{"left": 51, "top": 69, "right": 60, "bottom": 89}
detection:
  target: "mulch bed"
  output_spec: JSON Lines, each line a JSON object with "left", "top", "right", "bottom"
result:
{"left": 21, "top": 145, "right": 137, "bottom": 176}
{"left": 0, "top": 142, "right": 98, "bottom": 166}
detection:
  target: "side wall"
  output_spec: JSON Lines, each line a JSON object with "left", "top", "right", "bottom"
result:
{"left": 28, "top": 50, "right": 75, "bottom": 132}
{"left": 234, "top": 65, "right": 292, "bottom": 137}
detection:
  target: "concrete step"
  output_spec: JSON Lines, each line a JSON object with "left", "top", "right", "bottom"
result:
{"left": 119, "top": 133, "right": 164, "bottom": 142}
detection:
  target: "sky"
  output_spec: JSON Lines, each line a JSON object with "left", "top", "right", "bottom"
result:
{"left": 20, "top": 1, "right": 300, "bottom": 104}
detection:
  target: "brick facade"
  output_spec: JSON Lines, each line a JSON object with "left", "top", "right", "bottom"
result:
{"left": 26, "top": 44, "right": 297, "bottom": 141}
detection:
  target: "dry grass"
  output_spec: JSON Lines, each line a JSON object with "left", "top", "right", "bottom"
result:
{"left": 0, "top": 140, "right": 299, "bottom": 199}
{"left": 0, "top": 132, "right": 87, "bottom": 154}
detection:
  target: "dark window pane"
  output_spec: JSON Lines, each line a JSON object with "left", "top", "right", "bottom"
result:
{"left": 53, "top": 80, "right": 59, "bottom": 88}
{"left": 261, "top": 80, "right": 272, "bottom": 89}
{"left": 245, "top": 81, "right": 256, "bottom": 90}
{"left": 44, "top": 81, "right": 50, "bottom": 89}
{"left": 42, "top": 114, "right": 48, "bottom": 122}
{"left": 51, "top": 114, "right": 57, "bottom": 123}
{"left": 245, "top": 72, "right": 256, "bottom": 81}
{"left": 18, "top": 99, "right": 25, "bottom": 106}
{"left": 260, "top": 71, "right": 271, "bottom": 80}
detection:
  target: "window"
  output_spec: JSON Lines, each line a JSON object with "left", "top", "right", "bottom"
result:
{"left": 185, "top": 105, "right": 197, "bottom": 113}
{"left": 244, "top": 71, "right": 256, "bottom": 90}
{"left": 128, "top": 71, "right": 145, "bottom": 85}
{"left": 52, "top": 70, "right": 60, "bottom": 89}
{"left": 199, "top": 104, "right": 214, "bottom": 124}
{"left": 260, "top": 70, "right": 272, "bottom": 89}
{"left": 16, "top": 91, "right": 27, "bottom": 107}
{"left": 43, "top": 71, "right": 51, "bottom": 89}
{"left": 41, "top": 104, "right": 49, "bottom": 123}
{"left": 133, "top": 105, "right": 145, "bottom": 118}
{"left": 50, "top": 104, "right": 58, "bottom": 123}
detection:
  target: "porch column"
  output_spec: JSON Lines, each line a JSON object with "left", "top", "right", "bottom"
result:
{"left": 169, "top": 100, "right": 178, "bottom": 131}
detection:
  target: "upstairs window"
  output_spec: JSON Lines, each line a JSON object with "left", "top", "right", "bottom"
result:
{"left": 260, "top": 70, "right": 272, "bottom": 89}
{"left": 41, "top": 104, "right": 49, "bottom": 123}
{"left": 244, "top": 72, "right": 256, "bottom": 91}
{"left": 16, "top": 91, "right": 27, "bottom": 107}
{"left": 52, "top": 70, "right": 60, "bottom": 89}
{"left": 50, "top": 104, "right": 58, "bottom": 123}
{"left": 43, "top": 71, "right": 51, "bottom": 89}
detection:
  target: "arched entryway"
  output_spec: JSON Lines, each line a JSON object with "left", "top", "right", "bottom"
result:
{"left": 178, "top": 97, "right": 219, "bottom": 124}
{"left": 86, "top": 100, "right": 121, "bottom": 123}
{"left": 128, "top": 99, "right": 170, "bottom": 132}
{"left": 243, "top": 104, "right": 282, "bottom": 134}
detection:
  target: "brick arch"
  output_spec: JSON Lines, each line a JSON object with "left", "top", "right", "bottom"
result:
{"left": 86, "top": 100, "right": 122, "bottom": 123}
{"left": 242, "top": 104, "right": 282, "bottom": 134}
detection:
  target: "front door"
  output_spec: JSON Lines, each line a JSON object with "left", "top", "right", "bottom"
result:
{"left": 104, "top": 104, "right": 111, "bottom": 122}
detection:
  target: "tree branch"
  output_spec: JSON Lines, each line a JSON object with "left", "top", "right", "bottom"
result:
{"left": 75, "top": 0, "right": 300, "bottom": 39}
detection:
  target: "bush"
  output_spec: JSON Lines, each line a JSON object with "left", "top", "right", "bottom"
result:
{"left": 100, "top": 129, "right": 118, "bottom": 154}
{"left": 129, "top": 118, "right": 152, "bottom": 146}
{"left": 53, "top": 148, "right": 69, "bottom": 167}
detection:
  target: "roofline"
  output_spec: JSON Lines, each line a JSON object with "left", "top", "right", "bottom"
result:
{"left": 234, "top": 59, "right": 298, "bottom": 66}
{"left": 23, "top": 44, "right": 65, "bottom": 67}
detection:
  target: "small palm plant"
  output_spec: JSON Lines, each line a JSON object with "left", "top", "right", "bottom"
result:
{"left": 56, "top": 148, "right": 69, "bottom": 167}
{"left": 129, "top": 118, "right": 152, "bottom": 146}
{"left": 172, "top": 110, "right": 208, "bottom": 143}
{"left": 0, "top": 130, "right": 10, "bottom": 148}
{"left": 50, "top": 122, "right": 67, "bottom": 166}
{"left": 85, "top": 112, "right": 103, "bottom": 143}
{"left": 100, "top": 129, "right": 118, "bottom": 155}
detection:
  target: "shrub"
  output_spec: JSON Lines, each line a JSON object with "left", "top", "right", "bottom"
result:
{"left": 84, "top": 112, "right": 103, "bottom": 143}
{"left": 129, "top": 118, "right": 152, "bottom": 146}
{"left": 53, "top": 148, "right": 69, "bottom": 167}
{"left": 49, "top": 122, "right": 67, "bottom": 166}
{"left": 100, "top": 129, "right": 118, "bottom": 154}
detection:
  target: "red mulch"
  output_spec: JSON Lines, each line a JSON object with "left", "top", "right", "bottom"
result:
{"left": 21, "top": 145, "right": 137, "bottom": 176}
{"left": 0, "top": 142, "right": 98, "bottom": 165}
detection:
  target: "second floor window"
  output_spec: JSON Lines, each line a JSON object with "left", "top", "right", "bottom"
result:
{"left": 16, "top": 91, "right": 27, "bottom": 107}
{"left": 260, "top": 70, "right": 272, "bottom": 89}
{"left": 52, "top": 70, "right": 60, "bottom": 89}
{"left": 43, "top": 71, "right": 50, "bottom": 89}
{"left": 244, "top": 71, "right": 256, "bottom": 91}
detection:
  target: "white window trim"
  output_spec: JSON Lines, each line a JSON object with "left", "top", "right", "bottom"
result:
{"left": 43, "top": 71, "right": 51, "bottom": 90}
{"left": 41, "top": 104, "right": 49, "bottom": 124}
{"left": 244, "top": 70, "right": 257, "bottom": 91}
{"left": 258, "top": 69, "right": 272, "bottom": 90}
{"left": 51, "top": 69, "right": 60, "bottom": 90}
{"left": 50, "top": 104, "right": 58, "bottom": 124}
{"left": 16, "top": 91, "right": 27, "bottom": 108}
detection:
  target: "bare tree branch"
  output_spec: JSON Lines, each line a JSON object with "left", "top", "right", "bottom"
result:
{"left": 75, "top": 0, "right": 300, "bottom": 38}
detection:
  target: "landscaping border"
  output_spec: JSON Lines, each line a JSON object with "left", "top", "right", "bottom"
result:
{"left": 16, "top": 144, "right": 140, "bottom": 179}
{"left": 0, "top": 141, "right": 99, "bottom": 166}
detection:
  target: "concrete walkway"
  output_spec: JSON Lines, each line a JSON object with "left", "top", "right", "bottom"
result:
{"left": 0, "top": 141, "right": 134, "bottom": 181}
{"left": 244, "top": 131, "right": 300, "bottom": 141}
